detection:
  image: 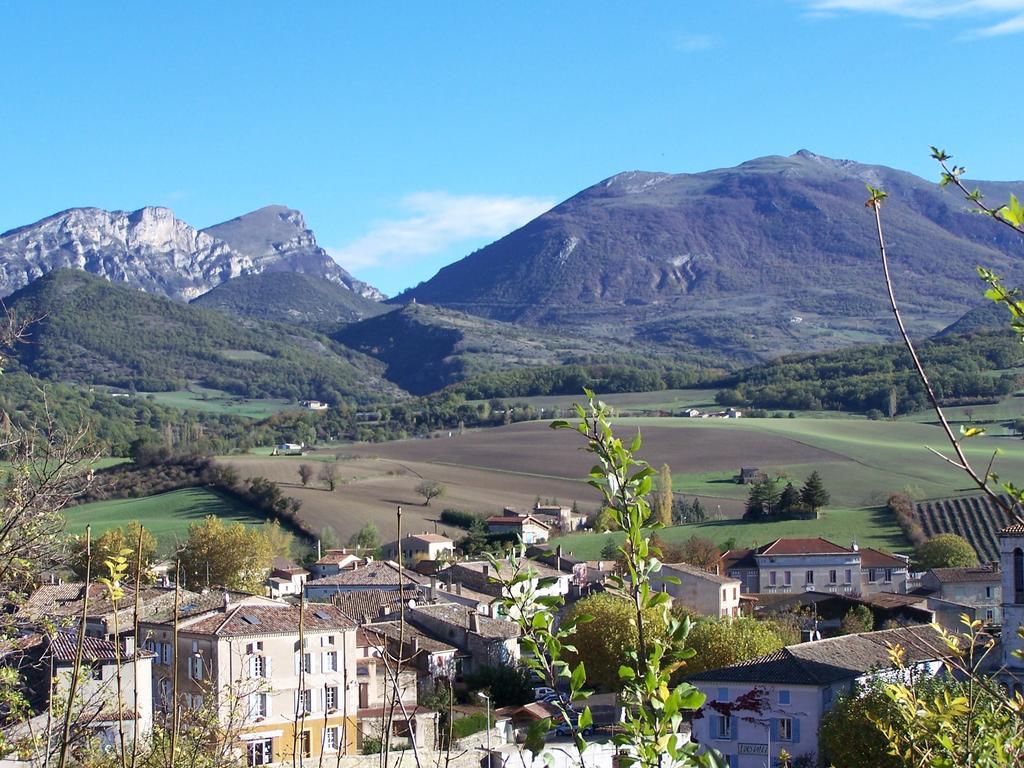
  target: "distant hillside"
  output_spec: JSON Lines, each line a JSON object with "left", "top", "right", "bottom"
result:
{"left": 713, "top": 330, "right": 1023, "bottom": 414}
{"left": 0, "top": 203, "right": 382, "bottom": 301}
{"left": 398, "top": 151, "right": 1024, "bottom": 361}
{"left": 333, "top": 302, "right": 620, "bottom": 395}
{"left": 938, "top": 301, "right": 1009, "bottom": 337}
{"left": 7, "top": 270, "right": 403, "bottom": 404}
{"left": 190, "top": 272, "right": 388, "bottom": 325}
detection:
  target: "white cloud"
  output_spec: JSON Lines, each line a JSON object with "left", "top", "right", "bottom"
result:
{"left": 328, "top": 191, "right": 555, "bottom": 272}
{"left": 674, "top": 32, "right": 718, "bottom": 52}
{"left": 802, "top": 0, "right": 1024, "bottom": 36}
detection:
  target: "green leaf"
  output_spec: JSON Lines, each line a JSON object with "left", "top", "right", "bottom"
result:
{"left": 578, "top": 706, "right": 592, "bottom": 730}
{"left": 571, "top": 661, "right": 586, "bottom": 692}
{"left": 618, "top": 665, "right": 636, "bottom": 680}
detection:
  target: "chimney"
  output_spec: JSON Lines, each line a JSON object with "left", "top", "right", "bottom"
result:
{"left": 124, "top": 635, "right": 135, "bottom": 656}
{"left": 411, "top": 636, "right": 419, "bottom": 653}
{"left": 379, "top": 606, "right": 388, "bottom": 618}
{"left": 430, "top": 576, "right": 437, "bottom": 602}
{"left": 456, "top": 583, "right": 462, "bottom": 596}
{"left": 482, "top": 564, "right": 489, "bottom": 579}
{"left": 223, "top": 591, "right": 230, "bottom": 610}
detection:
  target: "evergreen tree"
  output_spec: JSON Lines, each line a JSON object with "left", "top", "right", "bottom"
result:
{"left": 655, "top": 464, "right": 673, "bottom": 527}
{"left": 689, "top": 497, "right": 706, "bottom": 523}
{"left": 800, "top": 470, "right": 831, "bottom": 513}
{"left": 779, "top": 482, "right": 800, "bottom": 514}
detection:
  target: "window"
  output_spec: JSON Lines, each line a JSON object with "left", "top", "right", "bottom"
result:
{"left": 298, "top": 689, "right": 313, "bottom": 715}
{"left": 321, "top": 635, "right": 335, "bottom": 647}
{"left": 868, "top": 568, "right": 878, "bottom": 583}
{"left": 732, "top": 587, "right": 737, "bottom": 600}
{"left": 324, "top": 727, "right": 339, "bottom": 751}
{"left": 805, "top": 570, "right": 814, "bottom": 585}
{"left": 986, "top": 608, "right": 995, "bottom": 621}
{"left": 884, "top": 568, "right": 893, "bottom": 583}
{"left": 247, "top": 739, "right": 273, "bottom": 766}
{"left": 323, "top": 651, "right": 338, "bottom": 672}
{"left": 251, "top": 655, "right": 267, "bottom": 678}
{"left": 185, "top": 693, "right": 204, "bottom": 710}
{"left": 90, "top": 663, "right": 103, "bottom": 681}
{"left": 189, "top": 655, "right": 204, "bottom": 681}
{"left": 325, "top": 686, "right": 338, "bottom": 711}
{"left": 783, "top": 571, "right": 791, "bottom": 586}
{"left": 778, "top": 690, "right": 790, "bottom": 705}
{"left": 829, "top": 569, "right": 837, "bottom": 584}
{"left": 769, "top": 571, "right": 777, "bottom": 586}
{"left": 714, "top": 715, "right": 732, "bottom": 739}
{"left": 845, "top": 569, "right": 852, "bottom": 584}
{"left": 1016, "top": 548, "right": 1024, "bottom": 604}
{"left": 161, "top": 643, "right": 172, "bottom": 666}
{"left": 250, "top": 692, "right": 268, "bottom": 719}
{"left": 986, "top": 586, "right": 994, "bottom": 599}
{"left": 779, "top": 717, "right": 793, "bottom": 741}
{"left": 299, "top": 731, "right": 311, "bottom": 759}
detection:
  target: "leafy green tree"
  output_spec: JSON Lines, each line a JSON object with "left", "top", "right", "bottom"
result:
{"left": 348, "top": 521, "right": 381, "bottom": 552}
{"left": 464, "top": 664, "right": 533, "bottom": 707}
{"left": 600, "top": 537, "right": 619, "bottom": 561}
{"left": 179, "top": 515, "right": 273, "bottom": 593}
{"left": 819, "top": 679, "right": 902, "bottom": 768}
{"left": 799, "top": 470, "right": 830, "bottom": 513}
{"left": 655, "top": 464, "right": 673, "bottom": 527}
{"left": 677, "top": 535, "right": 720, "bottom": 571}
{"left": 682, "top": 616, "right": 787, "bottom": 677}
{"left": 70, "top": 522, "right": 157, "bottom": 583}
{"left": 839, "top": 604, "right": 874, "bottom": 635}
{"left": 913, "top": 533, "right": 978, "bottom": 570}
{"left": 562, "top": 589, "right": 669, "bottom": 691}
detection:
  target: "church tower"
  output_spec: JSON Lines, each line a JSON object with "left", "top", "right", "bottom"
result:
{"left": 1000, "top": 523, "right": 1024, "bottom": 685}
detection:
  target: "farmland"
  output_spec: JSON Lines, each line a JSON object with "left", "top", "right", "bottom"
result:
{"left": 214, "top": 409, "right": 1024, "bottom": 550}
{"left": 62, "top": 488, "right": 271, "bottom": 550}
{"left": 139, "top": 386, "right": 295, "bottom": 419}
{"left": 915, "top": 494, "right": 1015, "bottom": 563}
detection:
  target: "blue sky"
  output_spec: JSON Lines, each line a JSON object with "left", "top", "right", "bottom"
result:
{"left": 2, "top": 2, "right": 1022, "bottom": 296}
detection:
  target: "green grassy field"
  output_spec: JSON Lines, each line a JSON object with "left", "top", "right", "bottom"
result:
{"left": 139, "top": 386, "right": 295, "bottom": 419}
{"left": 62, "top": 487, "right": 270, "bottom": 548}
{"left": 554, "top": 506, "right": 905, "bottom": 559}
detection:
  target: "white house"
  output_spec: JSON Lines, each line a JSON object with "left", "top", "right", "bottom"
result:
{"left": 650, "top": 562, "right": 742, "bottom": 618}
{"left": 688, "top": 625, "right": 945, "bottom": 768}
{"left": 381, "top": 533, "right": 455, "bottom": 563}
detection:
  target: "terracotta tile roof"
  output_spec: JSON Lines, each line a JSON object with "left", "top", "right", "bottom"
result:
{"left": 999, "top": 524, "right": 1024, "bottom": 536}
{"left": 485, "top": 515, "right": 551, "bottom": 530}
{"left": 271, "top": 556, "right": 308, "bottom": 574}
{"left": 330, "top": 587, "right": 421, "bottom": 623}
{"left": 47, "top": 632, "right": 155, "bottom": 663}
{"left": 927, "top": 565, "right": 1000, "bottom": 583}
{"left": 452, "top": 559, "right": 565, "bottom": 581}
{"left": 858, "top": 548, "right": 908, "bottom": 568}
{"left": 181, "top": 603, "right": 355, "bottom": 636}
{"left": 363, "top": 621, "right": 457, "bottom": 653}
{"left": 306, "top": 560, "right": 426, "bottom": 588}
{"left": 316, "top": 550, "right": 361, "bottom": 565}
{"left": 407, "top": 533, "right": 453, "bottom": 544}
{"left": 687, "top": 624, "right": 944, "bottom": 685}
{"left": 408, "top": 603, "right": 520, "bottom": 640}
{"left": 758, "top": 538, "right": 853, "bottom": 556}
{"left": 142, "top": 591, "right": 275, "bottom": 624}
{"left": 662, "top": 562, "right": 740, "bottom": 585}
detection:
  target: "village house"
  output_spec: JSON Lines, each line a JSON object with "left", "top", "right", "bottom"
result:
{"left": 649, "top": 562, "right": 742, "bottom": 618}
{"left": 139, "top": 595, "right": 359, "bottom": 766}
{"left": 531, "top": 503, "right": 587, "bottom": 533}
{"left": 308, "top": 549, "right": 362, "bottom": 579}
{"left": 721, "top": 538, "right": 908, "bottom": 597}
{"left": 329, "top": 587, "right": 422, "bottom": 625}
{"left": 405, "top": 603, "right": 520, "bottom": 675}
{"left": 3, "top": 631, "right": 154, "bottom": 754}
{"left": 381, "top": 532, "right": 455, "bottom": 564}
{"left": 446, "top": 559, "right": 571, "bottom": 612}
{"left": 734, "top": 467, "right": 764, "bottom": 485}
{"left": 300, "top": 400, "right": 328, "bottom": 411}
{"left": 999, "top": 524, "right": 1024, "bottom": 691}
{"left": 918, "top": 564, "right": 1002, "bottom": 624}
{"left": 304, "top": 560, "right": 427, "bottom": 602}
{"left": 688, "top": 625, "right": 946, "bottom": 768}
{"left": 485, "top": 509, "right": 551, "bottom": 544}
{"left": 265, "top": 557, "right": 309, "bottom": 599}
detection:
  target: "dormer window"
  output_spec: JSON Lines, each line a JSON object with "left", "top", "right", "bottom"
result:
{"left": 1015, "top": 547, "right": 1024, "bottom": 604}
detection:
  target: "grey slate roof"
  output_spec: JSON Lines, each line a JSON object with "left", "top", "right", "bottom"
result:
{"left": 687, "top": 625, "right": 944, "bottom": 685}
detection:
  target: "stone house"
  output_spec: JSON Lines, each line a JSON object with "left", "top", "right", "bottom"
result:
{"left": 485, "top": 511, "right": 551, "bottom": 544}
{"left": 650, "top": 562, "right": 742, "bottom": 618}
{"left": 919, "top": 564, "right": 1002, "bottom": 624}
{"left": 381, "top": 533, "right": 455, "bottom": 564}
{"left": 405, "top": 603, "right": 520, "bottom": 675}
{"left": 304, "top": 560, "right": 426, "bottom": 602}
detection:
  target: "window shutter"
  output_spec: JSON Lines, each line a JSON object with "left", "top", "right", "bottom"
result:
{"left": 315, "top": 687, "right": 323, "bottom": 713}
{"left": 294, "top": 652, "right": 300, "bottom": 676}
{"left": 266, "top": 656, "right": 272, "bottom": 677}
{"left": 322, "top": 652, "right": 329, "bottom": 672}
{"left": 265, "top": 693, "right": 272, "bottom": 718}
{"left": 792, "top": 717, "right": 800, "bottom": 743}
{"left": 729, "top": 716, "right": 737, "bottom": 741}
{"left": 770, "top": 718, "right": 778, "bottom": 740}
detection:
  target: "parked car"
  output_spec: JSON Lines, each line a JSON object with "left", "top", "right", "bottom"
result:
{"left": 532, "top": 686, "right": 557, "bottom": 701}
